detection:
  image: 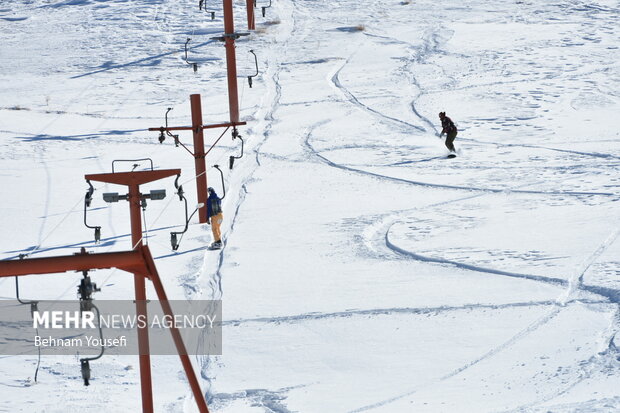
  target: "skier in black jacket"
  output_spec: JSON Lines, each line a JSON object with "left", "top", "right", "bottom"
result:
{"left": 439, "top": 111, "right": 457, "bottom": 153}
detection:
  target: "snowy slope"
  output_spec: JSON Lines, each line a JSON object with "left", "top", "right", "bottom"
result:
{"left": 1, "top": 0, "right": 620, "bottom": 412}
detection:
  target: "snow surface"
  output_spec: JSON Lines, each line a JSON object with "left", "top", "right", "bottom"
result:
{"left": 1, "top": 0, "right": 620, "bottom": 412}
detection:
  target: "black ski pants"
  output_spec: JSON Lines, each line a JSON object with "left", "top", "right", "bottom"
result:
{"left": 445, "top": 130, "right": 457, "bottom": 152}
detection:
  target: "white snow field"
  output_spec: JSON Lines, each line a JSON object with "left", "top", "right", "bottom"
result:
{"left": 1, "top": 0, "right": 620, "bottom": 411}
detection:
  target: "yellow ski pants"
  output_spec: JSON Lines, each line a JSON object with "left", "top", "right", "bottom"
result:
{"left": 210, "top": 213, "right": 223, "bottom": 242}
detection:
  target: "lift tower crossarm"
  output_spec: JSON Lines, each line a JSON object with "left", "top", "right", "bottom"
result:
{"left": 0, "top": 249, "right": 143, "bottom": 277}
{"left": 147, "top": 120, "right": 247, "bottom": 133}
{"left": 85, "top": 169, "right": 180, "bottom": 186}
{"left": 0, "top": 245, "right": 209, "bottom": 413}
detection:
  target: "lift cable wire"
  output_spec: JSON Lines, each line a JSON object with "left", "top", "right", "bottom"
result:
{"left": 15, "top": 193, "right": 93, "bottom": 260}
{"left": 142, "top": 204, "right": 150, "bottom": 246}
{"left": 176, "top": 126, "right": 231, "bottom": 188}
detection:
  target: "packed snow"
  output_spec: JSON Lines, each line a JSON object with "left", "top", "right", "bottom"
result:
{"left": 1, "top": 0, "right": 619, "bottom": 412}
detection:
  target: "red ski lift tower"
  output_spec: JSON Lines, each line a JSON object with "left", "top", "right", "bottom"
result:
{"left": 246, "top": 0, "right": 255, "bottom": 30}
{"left": 85, "top": 167, "right": 180, "bottom": 413}
{"left": 223, "top": 0, "right": 242, "bottom": 124}
{"left": 0, "top": 168, "right": 210, "bottom": 413}
{"left": 150, "top": 0, "right": 248, "bottom": 223}
{"left": 150, "top": 95, "right": 244, "bottom": 223}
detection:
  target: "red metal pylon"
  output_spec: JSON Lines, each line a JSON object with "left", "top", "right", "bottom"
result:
{"left": 148, "top": 96, "right": 246, "bottom": 223}
{"left": 0, "top": 169, "right": 210, "bottom": 413}
{"left": 86, "top": 169, "right": 181, "bottom": 412}
{"left": 223, "top": 0, "right": 240, "bottom": 124}
{"left": 0, "top": 246, "right": 209, "bottom": 413}
{"left": 246, "top": 0, "right": 255, "bottom": 30}
{"left": 149, "top": 0, "right": 249, "bottom": 222}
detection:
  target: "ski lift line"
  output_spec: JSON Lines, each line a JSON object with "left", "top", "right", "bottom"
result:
{"left": 177, "top": 154, "right": 227, "bottom": 188}
{"left": 169, "top": 177, "right": 207, "bottom": 251}
{"left": 177, "top": 167, "right": 209, "bottom": 189}
{"left": 19, "top": 195, "right": 88, "bottom": 260}
{"left": 159, "top": 107, "right": 196, "bottom": 156}
{"left": 150, "top": 96, "right": 246, "bottom": 224}
{"left": 142, "top": 208, "right": 149, "bottom": 246}
{"left": 174, "top": 128, "right": 232, "bottom": 188}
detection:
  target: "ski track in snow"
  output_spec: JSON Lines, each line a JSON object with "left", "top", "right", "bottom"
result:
{"left": 321, "top": 38, "right": 617, "bottom": 197}
{"left": 2, "top": 0, "right": 619, "bottom": 411}
{"left": 303, "top": 121, "right": 615, "bottom": 197}
{"left": 189, "top": 0, "right": 617, "bottom": 410}
{"left": 221, "top": 299, "right": 614, "bottom": 327}
{"left": 291, "top": 4, "right": 620, "bottom": 409}
{"left": 330, "top": 52, "right": 425, "bottom": 134}
{"left": 196, "top": 1, "right": 295, "bottom": 405}
{"left": 327, "top": 22, "right": 620, "bottom": 168}
{"left": 348, "top": 223, "right": 620, "bottom": 412}
{"left": 346, "top": 220, "right": 619, "bottom": 412}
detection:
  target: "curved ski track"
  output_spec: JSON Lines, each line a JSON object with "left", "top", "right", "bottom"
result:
{"left": 196, "top": 1, "right": 297, "bottom": 403}
{"left": 192, "top": 0, "right": 620, "bottom": 411}
{"left": 295, "top": 9, "right": 620, "bottom": 411}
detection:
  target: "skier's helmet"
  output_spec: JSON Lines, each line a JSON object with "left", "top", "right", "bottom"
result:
{"left": 438, "top": 111, "right": 446, "bottom": 119}
{"left": 207, "top": 187, "right": 214, "bottom": 194}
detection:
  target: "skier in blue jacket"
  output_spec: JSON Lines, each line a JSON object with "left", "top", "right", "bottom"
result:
{"left": 207, "top": 187, "right": 223, "bottom": 249}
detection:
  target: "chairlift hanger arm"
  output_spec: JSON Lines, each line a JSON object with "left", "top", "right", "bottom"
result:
{"left": 184, "top": 38, "right": 191, "bottom": 63}
{"left": 170, "top": 174, "right": 200, "bottom": 251}
{"left": 80, "top": 303, "right": 105, "bottom": 362}
{"left": 174, "top": 175, "right": 190, "bottom": 234}
{"left": 261, "top": 0, "right": 272, "bottom": 17}
{"left": 213, "top": 165, "right": 226, "bottom": 200}
{"left": 247, "top": 49, "right": 259, "bottom": 87}
{"left": 249, "top": 50, "right": 259, "bottom": 77}
{"left": 229, "top": 133, "right": 244, "bottom": 169}
{"left": 15, "top": 275, "right": 38, "bottom": 306}
{"left": 84, "top": 180, "right": 102, "bottom": 242}
{"left": 112, "top": 158, "right": 154, "bottom": 173}
{"left": 165, "top": 107, "right": 172, "bottom": 128}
